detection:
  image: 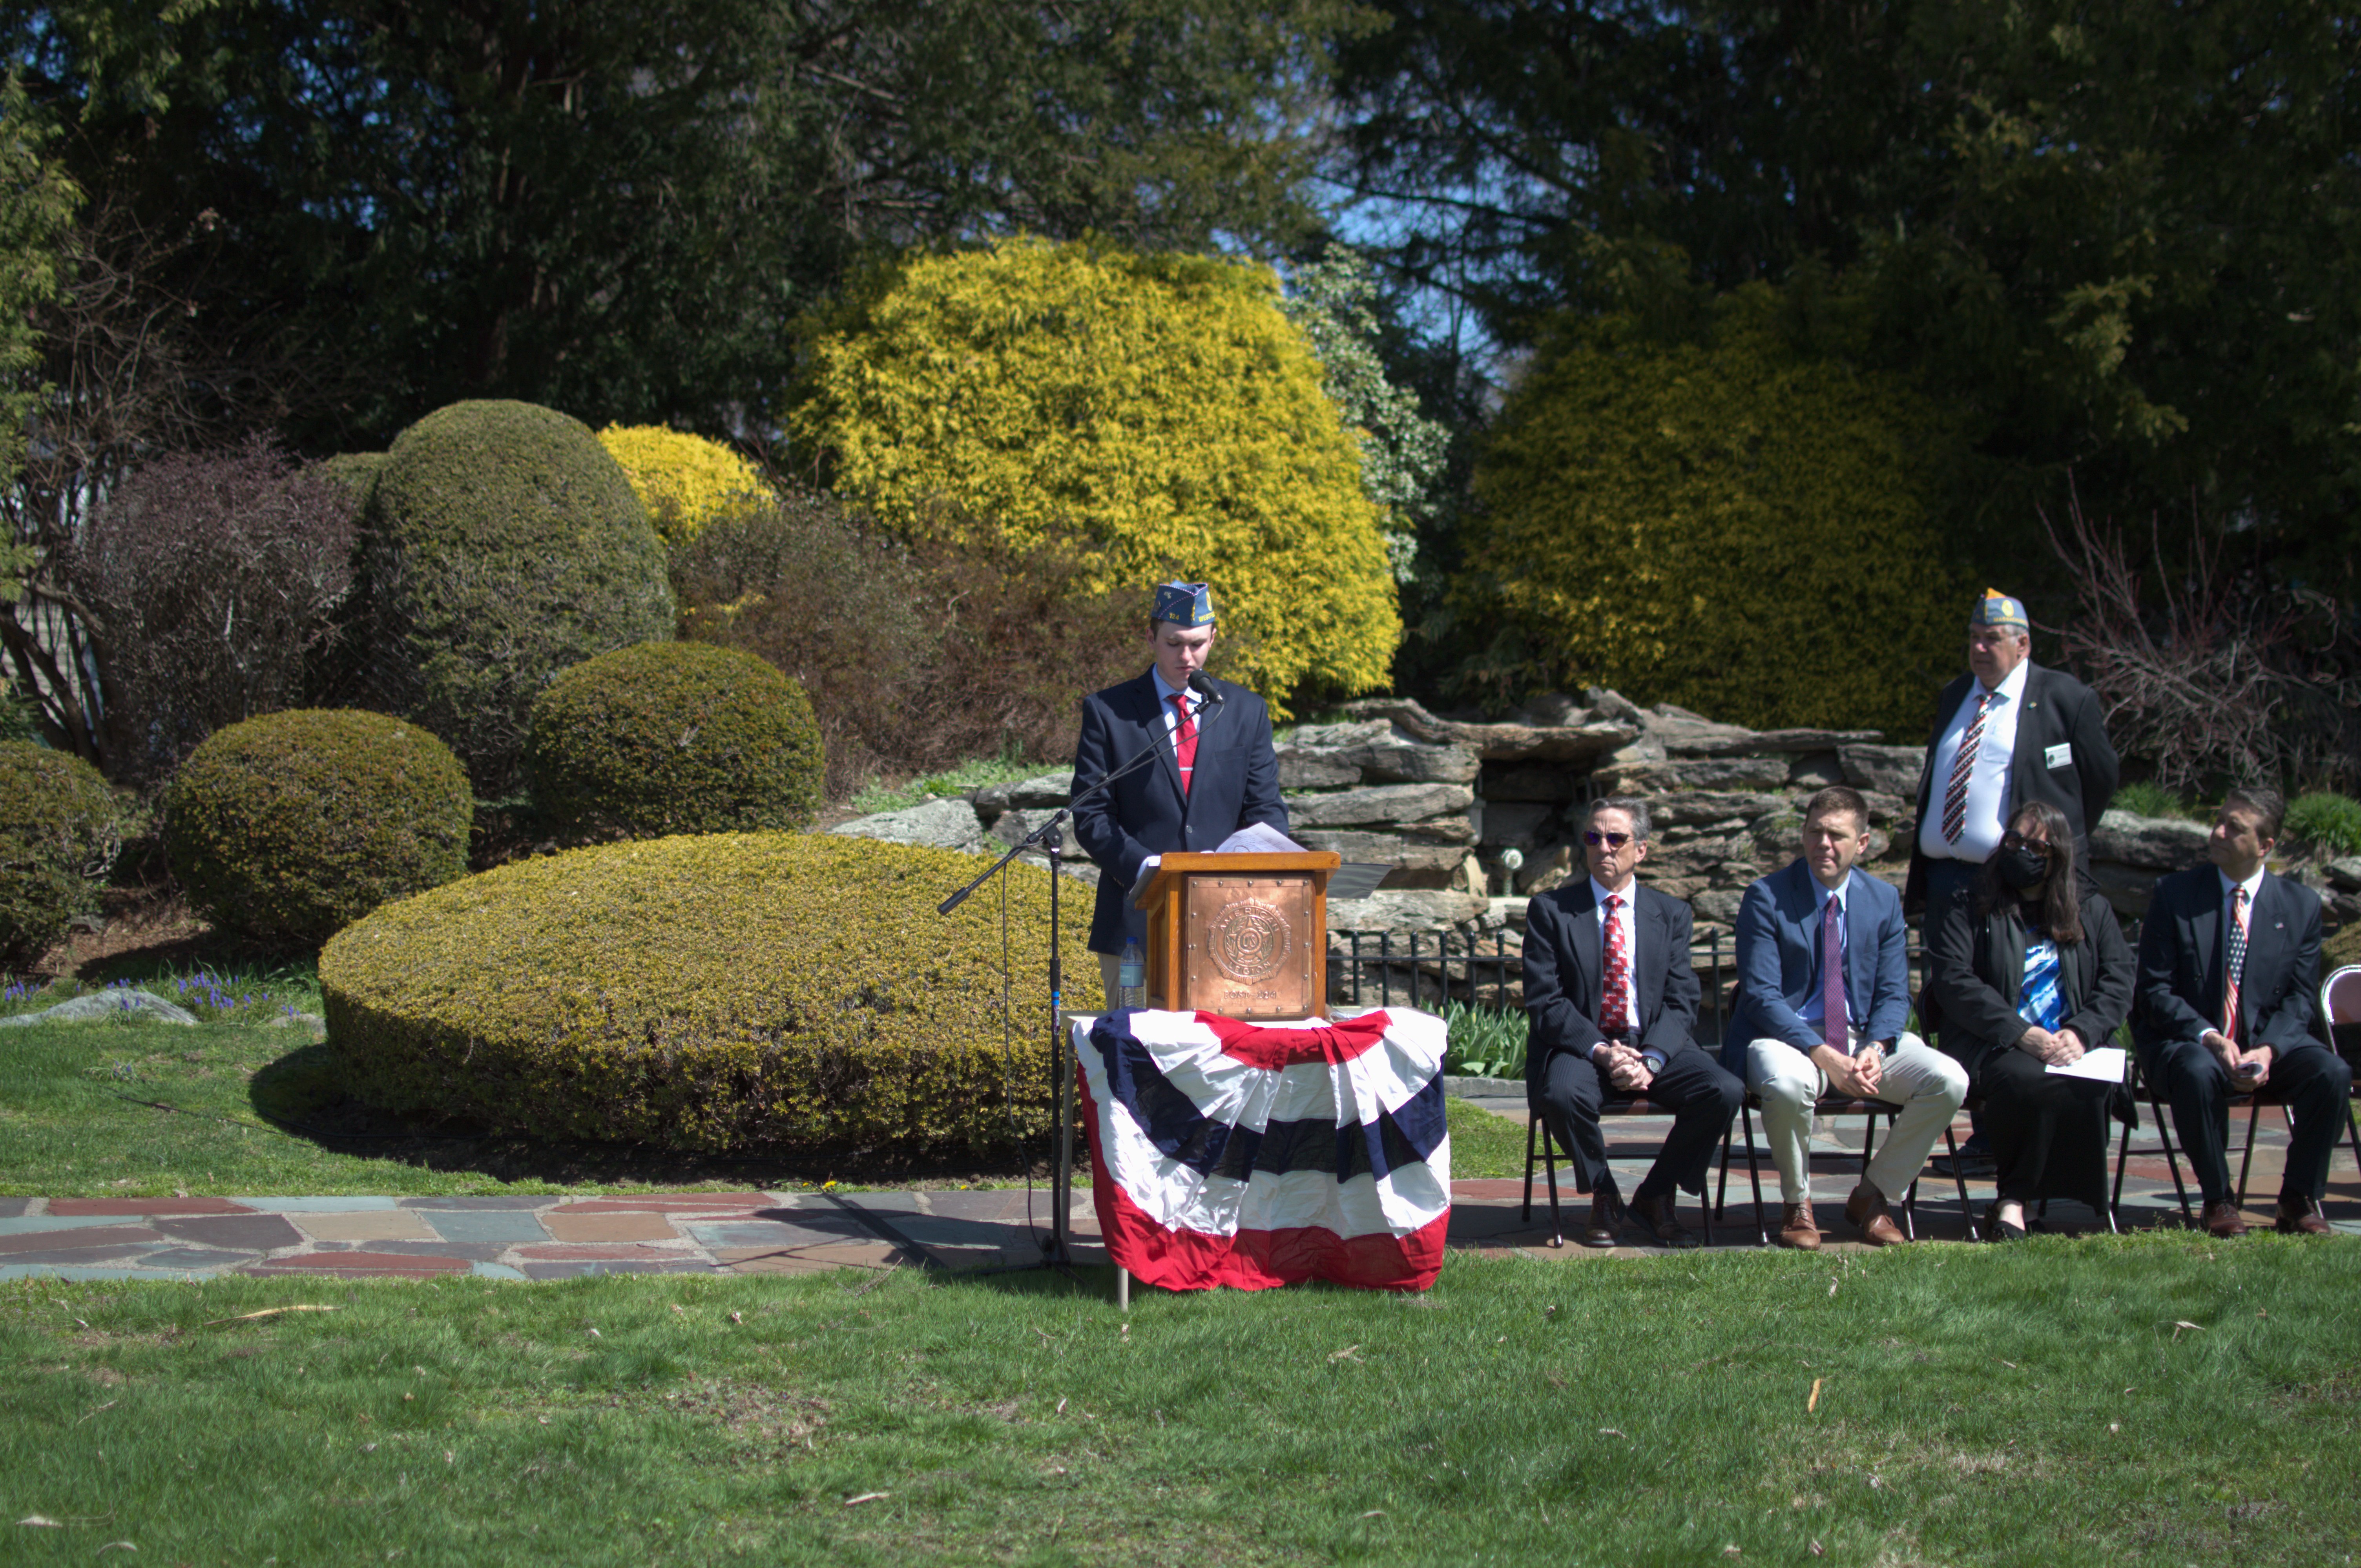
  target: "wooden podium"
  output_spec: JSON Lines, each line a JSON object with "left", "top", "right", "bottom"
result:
{"left": 1133, "top": 851, "right": 1341, "bottom": 1020}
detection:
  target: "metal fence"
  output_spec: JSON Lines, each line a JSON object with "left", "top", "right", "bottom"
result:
{"left": 1327, "top": 926, "right": 1934, "bottom": 1052}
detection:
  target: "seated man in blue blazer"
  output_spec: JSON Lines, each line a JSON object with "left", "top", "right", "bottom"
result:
{"left": 2134, "top": 786, "right": 2346, "bottom": 1238}
{"left": 1525, "top": 797, "right": 1741, "bottom": 1249}
{"left": 1071, "top": 581, "right": 1288, "bottom": 999}
{"left": 1725, "top": 786, "right": 1967, "bottom": 1249}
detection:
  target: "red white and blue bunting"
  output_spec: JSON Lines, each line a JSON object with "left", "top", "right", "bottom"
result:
{"left": 1075, "top": 1007, "right": 1452, "bottom": 1292}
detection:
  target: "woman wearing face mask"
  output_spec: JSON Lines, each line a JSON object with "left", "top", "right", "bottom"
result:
{"left": 1923, "top": 800, "right": 2135, "bottom": 1238}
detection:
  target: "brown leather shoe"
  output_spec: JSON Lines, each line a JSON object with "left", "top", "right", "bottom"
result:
{"left": 2200, "top": 1199, "right": 2248, "bottom": 1238}
{"left": 1626, "top": 1192, "right": 1702, "bottom": 1249}
{"left": 2275, "top": 1194, "right": 2334, "bottom": 1236}
{"left": 1580, "top": 1190, "right": 1621, "bottom": 1249}
{"left": 1777, "top": 1202, "right": 1821, "bottom": 1251}
{"left": 1846, "top": 1182, "right": 1908, "bottom": 1247}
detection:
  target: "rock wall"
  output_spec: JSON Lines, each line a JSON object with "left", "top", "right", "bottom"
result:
{"left": 828, "top": 690, "right": 2359, "bottom": 963}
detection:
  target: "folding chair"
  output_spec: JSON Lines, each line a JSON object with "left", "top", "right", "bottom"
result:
{"left": 2227, "top": 964, "right": 2361, "bottom": 1207}
{"left": 1715, "top": 1091, "right": 1965, "bottom": 1246}
{"left": 1520, "top": 1053, "right": 1722, "bottom": 1247}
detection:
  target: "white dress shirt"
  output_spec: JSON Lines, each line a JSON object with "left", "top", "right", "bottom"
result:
{"left": 1589, "top": 876, "right": 1640, "bottom": 1039}
{"left": 1917, "top": 658, "right": 2030, "bottom": 864}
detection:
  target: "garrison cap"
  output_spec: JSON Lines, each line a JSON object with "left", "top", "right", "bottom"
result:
{"left": 1972, "top": 589, "right": 2028, "bottom": 630}
{"left": 1153, "top": 581, "right": 1216, "bottom": 628}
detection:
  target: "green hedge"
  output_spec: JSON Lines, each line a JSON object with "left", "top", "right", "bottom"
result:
{"left": 319, "top": 833, "right": 1104, "bottom": 1153}
{"left": 361, "top": 399, "right": 674, "bottom": 793}
{"left": 164, "top": 709, "right": 472, "bottom": 948}
{"left": 0, "top": 743, "right": 131, "bottom": 962}
{"left": 525, "top": 640, "right": 823, "bottom": 840}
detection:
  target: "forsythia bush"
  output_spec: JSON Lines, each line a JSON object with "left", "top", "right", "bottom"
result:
{"left": 361, "top": 401, "right": 674, "bottom": 794}
{"left": 525, "top": 640, "right": 825, "bottom": 839}
{"left": 596, "top": 424, "right": 767, "bottom": 546}
{"left": 164, "top": 709, "right": 471, "bottom": 948}
{"left": 320, "top": 833, "right": 1104, "bottom": 1153}
{"left": 1462, "top": 286, "right": 1963, "bottom": 738}
{"left": 792, "top": 237, "right": 1400, "bottom": 715}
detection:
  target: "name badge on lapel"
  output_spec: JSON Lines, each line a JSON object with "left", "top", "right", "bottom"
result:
{"left": 2043, "top": 742, "right": 2073, "bottom": 769}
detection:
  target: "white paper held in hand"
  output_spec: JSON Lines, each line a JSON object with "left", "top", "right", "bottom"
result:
{"left": 2045, "top": 1045, "right": 2127, "bottom": 1082}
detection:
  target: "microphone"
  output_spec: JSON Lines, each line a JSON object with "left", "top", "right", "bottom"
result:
{"left": 1186, "top": 672, "right": 1225, "bottom": 707}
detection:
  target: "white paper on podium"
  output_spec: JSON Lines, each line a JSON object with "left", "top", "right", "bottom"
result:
{"left": 2045, "top": 1045, "right": 2127, "bottom": 1082}
{"left": 1127, "top": 825, "right": 1315, "bottom": 905}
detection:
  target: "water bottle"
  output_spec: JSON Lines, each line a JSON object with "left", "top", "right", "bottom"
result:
{"left": 1117, "top": 937, "right": 1147, "bottom": 1011}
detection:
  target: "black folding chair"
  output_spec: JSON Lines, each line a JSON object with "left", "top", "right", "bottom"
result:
{"left": 1521, "top": 1054, "right": 1722, "bottom": 1247}
{"left": 2226, "top": 964, "right": 2361, "bottom": 1207}
{"left": 1715, "top": 1091, "right": 1960, "bottom": 1245}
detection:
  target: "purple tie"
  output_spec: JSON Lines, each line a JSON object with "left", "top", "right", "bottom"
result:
{"left": 1821, "top": 895, "right": 1848, "bottom": 1052}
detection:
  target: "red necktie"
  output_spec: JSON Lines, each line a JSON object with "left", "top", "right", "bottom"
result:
{"left": 1600, "top": 894, "right": 1629, "bottom": 1034}
{"left": 2223, "top": 886, "right": 2250, "bottom": 1044}
{"left": 1169, "top": 692, "right": 1196, "bottom": 796}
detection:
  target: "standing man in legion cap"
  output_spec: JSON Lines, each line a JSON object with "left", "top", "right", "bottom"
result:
{"left": 1907, "top": 590, "right": 2120, "bottom": 920}
{"left": 1071, "top": 582, "right": 1288, "bottom": 1001}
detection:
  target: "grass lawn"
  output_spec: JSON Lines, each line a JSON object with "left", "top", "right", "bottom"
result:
{"left": 4, "top": 1237, "right": 2357, "bottom": 1564}
{"left": 0, "top": 1016, "right": 1536, "bottom": 1196}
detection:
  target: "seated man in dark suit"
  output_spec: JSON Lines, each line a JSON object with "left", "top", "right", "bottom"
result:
{"left": 1071, "top": 581, "right": 1288, "bottom": 998}
{"left": 1524, "top": 797, "right": 1741, "bottom": 1249}
{"left": 2134, "top": 786, "right": 2349, "bottom": 1237}
{"left": 1725, "top": 787, "right": 1967, "bottom": 1249}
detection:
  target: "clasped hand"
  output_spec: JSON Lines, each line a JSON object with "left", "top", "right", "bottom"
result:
{"left": 1596, "top": 1043, "right": 1653, "bottom": 1092}
{"left": 1813, "top": 1042, "right": 1882, "bottom": 1099}
{"left": 2018, "top": 1025, "right": 2085, "bottom": 1067}
{"left": 2202, "top": 1030, "right": 2271, "bottom": 1087}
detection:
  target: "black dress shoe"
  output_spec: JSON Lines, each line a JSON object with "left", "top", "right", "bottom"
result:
{"left": 1625, "top": 1192, "right": 1702, "bottom": 1249}
{"left": 1982, "top": 1203, "right": 2027, "bottom": 1241}
{"left": 1580, "top": 1191, "right": 1621, "bottom": 1248}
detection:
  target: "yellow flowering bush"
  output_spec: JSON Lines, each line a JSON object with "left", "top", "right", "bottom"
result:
{"left": 319, "top": 833, "right": 1104, "bottom": 1153}
{"left": 792, "top": 237, "right": 1400, "bottom": 716}
{"left": 595, "top": 424, "right": 768, "bottom": 546}
{"left": 1462, "top": 286, "right": 1965, "bottom": 739}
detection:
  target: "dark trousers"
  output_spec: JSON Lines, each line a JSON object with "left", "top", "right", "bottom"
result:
{"left": 1540, "top": 1043, "right": 1743, "bottom": 1202}
{"left": 1981, "top": 1047, "right": 2115, "bottom": 1207}
{"left": 2144, "top": 1036, "right": 2354, "bottom": 1205}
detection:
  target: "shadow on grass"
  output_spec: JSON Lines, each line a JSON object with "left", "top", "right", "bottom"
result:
{"left": 243, "top": 1041, "right": 1081, "bottom": 1191}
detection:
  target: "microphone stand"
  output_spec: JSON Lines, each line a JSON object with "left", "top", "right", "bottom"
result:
{"left": 938, "top": 689, "right": 1219, "bottom": 1275}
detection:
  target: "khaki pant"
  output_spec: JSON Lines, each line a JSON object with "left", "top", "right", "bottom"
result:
{"left": 1744, "top": 1032, "right": 1967, "bottom": 1204}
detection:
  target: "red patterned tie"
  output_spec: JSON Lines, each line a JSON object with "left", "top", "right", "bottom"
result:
{"left": 2222, "top": 886, "right": 2249, "bottom": 1045}
{"left": 1940, "top": 690, "right": 1994, "bottom": 844}
{"left": 1601, "top": 894, "right": 1629, "bottom": 1035}
{"left": 1169, "top": 692, "right": 1197, "bottom": 796}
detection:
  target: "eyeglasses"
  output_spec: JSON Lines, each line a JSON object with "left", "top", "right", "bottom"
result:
{"left": 1582, "top": 830, "right": 1634, "bottom": 849}
{"left": 2000, "top": 830, "right": 2051, "bottom": 853}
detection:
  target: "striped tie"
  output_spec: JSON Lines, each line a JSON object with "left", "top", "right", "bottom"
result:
{"left": 1600, "top": 895, "right": 1629, "bottom": 1034}
{"left": 2222, "top": 886, "right": 2250, "bottom": 1044}
{"left": 1940, "top": 691, "right": 1994, "bottom": 844}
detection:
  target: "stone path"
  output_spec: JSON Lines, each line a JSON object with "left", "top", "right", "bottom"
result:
{"left": 3, "top": 1108, "right": 2353, "bottom": 1282}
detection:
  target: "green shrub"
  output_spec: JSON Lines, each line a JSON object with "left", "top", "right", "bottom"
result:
{"left": 791, "top": 237, "right": 1400, "bottom": 717}
{"left": 319, "top": 451, "right": 387, "bottom": 503}
{"left": 0, "top": 743, "right": 132, "bottom": 963}
{"left": 525, "top": 641, "right": 824, "bottom": 839}
{"left": 2284, "top": 791, "right": 2361, "bottom": 857}
{"left": 360, "top": 399, "right": 674, "bottom": 794}
{"left": 2109, "top": 781, "right": 2188, "bottom": 821}
{"left": 164, "top": 709, "right": 472, "bottom": 948}
{"left": 1459, "top": 285, "right": 1966, "bottom": 739}
{"left": 319, "top": 833, "right": 1105, "bottom": 1153}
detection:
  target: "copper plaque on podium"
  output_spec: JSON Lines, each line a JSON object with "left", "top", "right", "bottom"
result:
{"left": 1180, "top": 875, "right": 1315, "bottom": 1019}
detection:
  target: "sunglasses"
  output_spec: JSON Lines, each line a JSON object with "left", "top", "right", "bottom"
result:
{"left": 1999, "top": 830, "right": 2053, "bottom": 853}
{"left": 1582, "top": 830, "right": 1634, "bottom": 849}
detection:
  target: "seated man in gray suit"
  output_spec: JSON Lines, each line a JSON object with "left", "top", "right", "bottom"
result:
{"left": 1725, "top": 787, "right": 1967, "bottom": 1249}
{"left": 1524, "top": 796, "right": 1742, "bottom": 1249}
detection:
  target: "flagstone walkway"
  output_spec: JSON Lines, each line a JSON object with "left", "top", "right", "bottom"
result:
{"left": 3, "top": 1109, "right": 2353, "bottom": 1284}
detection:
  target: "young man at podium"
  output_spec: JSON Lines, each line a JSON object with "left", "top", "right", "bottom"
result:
{"left": 1071, "top": 581, "right": 1289, "bottom": 1001}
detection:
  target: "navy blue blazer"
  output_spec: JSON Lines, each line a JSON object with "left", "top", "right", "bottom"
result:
{"left": 1721, "top": 860, "right": 1913, "bottom": 1071}
{"left": 2132, "top": 864, "right": 2322, "bottom": 1058}
{"left": 1069, "top": 669, "right": 1286, "bottom": 954}
{"left": 1522, "top": 881, "right": 1700, "bottom": 1073}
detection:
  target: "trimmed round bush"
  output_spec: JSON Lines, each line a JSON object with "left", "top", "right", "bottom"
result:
{"left": 0, "top": 743, "right": 131, "bottom": 963}
{"left": 318, "top": 451, "right": 387, "bottom": 503}
{"left": 525, "top": 641, "right": 824, "bottom": 839}
{"left": 595, "top": 424, "right": 767, "bottom": 546}
{"left": 164, "top": 709, "right": 472, "bottom": 948}
{"left": 363, "top": 399, "right": 674, "bottom": 794}
{"left": 320, "top": 833, "right": 1105, "bottom": 1153}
